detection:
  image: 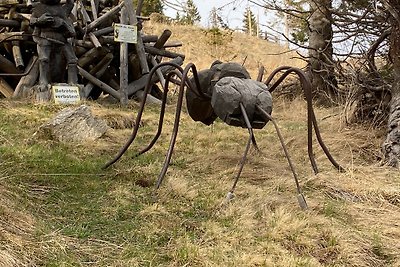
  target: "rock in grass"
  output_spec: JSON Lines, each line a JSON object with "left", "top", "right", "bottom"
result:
{"left": 34, "top": 105, "right": 109, "bottom": 142}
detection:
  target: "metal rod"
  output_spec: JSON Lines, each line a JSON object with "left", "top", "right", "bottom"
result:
{"left": 155, "top": 65, "right": 192, "bottom": 189}
{"left": 229, "top": 103, "right": 256, "bottom": 194}
{"left": 134, "top": 72, "right": 176, "bottom": 157}
{"left": 265, "top": 66, "right": 318, "bottom": 173}
{"left": 264, "top": 66, "right": 343, "bottom": 172}
{"left": 103, "top": 62, "right": 184, "bottom": 169}
{"left": 257, "top": 105, "right": 308, "bottom": 210}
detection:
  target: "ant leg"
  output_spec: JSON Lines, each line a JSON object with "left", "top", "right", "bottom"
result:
{"left": 226, "top": 103, "right": 256, "bottom": 199}
{"left": 311, "top": 111, "right": 344, "bottom": 171}
{"left": 155, "top": 66, "right": 191, "bottom": 189}
{"left": 256, "top": 105, "right": 308, "bottom": 210}
{"left": 265, "top": 66, "right": 319, "bottom": 174}
{"left": 134, "top": 72, "right": 177, "bottom": 157}
{"left": 295, "top": 69, "right": 343, "bottom": 172}
{"left": 103, "top": 62, "right": 183, "bottom": 169}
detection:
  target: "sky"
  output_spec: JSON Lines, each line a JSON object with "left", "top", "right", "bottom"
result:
{"left": 164, "top": 0, "right": 271, "bottom": 31}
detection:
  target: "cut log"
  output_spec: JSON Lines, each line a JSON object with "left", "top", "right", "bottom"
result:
{"left": 90, "top": 0, "right": 98, "bottom": 20}
{"left": 12, "top": 41, "right": 24, "bottom": 69}
{"left": 88, "top": 32, "right": 102, "bottom": 48}
{"left": 0, "top": 32, "right": 25, "bottom": 42}
{"left": 78, "top": 47, "right": 106, "bottom": 67}
{"left": 135, "top": 90, "right": 162, "bottom": 105}
{"left": 84, "top": 1, "right": 124, "bottom": 32}
{"left": 0, "top": 18, "right": 20, "bottom": 27}
{"left": 154, "top": 29, "right": 172, "bottom": 49}
{"left": 0, "top": 0, "right": 19, "bottom": 6}
{"left": 0, "top": 54, "right": 20, "bottom": 78}
{"left": 0, "top": 78, "right": 14, "bottom": 98}
{"left": 127, "top": 56, "right": 183, "bottom": 96}
{"left": 13, "top": 56, "right": 39, "bottom": 98}
{"left": 78, "top": 66, "right": 120, "bottom": 100}
{"left": 92, "top": 26, "right": 113, "bottom": 37}
{"left": 144, "top": 46, "right": 185, "bottom": 59}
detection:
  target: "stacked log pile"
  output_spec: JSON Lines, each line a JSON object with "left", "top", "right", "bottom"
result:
{"left": 0, "top": 0, "right": 184, "bottom": 103}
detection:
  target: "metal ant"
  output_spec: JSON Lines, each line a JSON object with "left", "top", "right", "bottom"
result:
{"left": 103, "top": 61, "right": 343, "bottom": 209}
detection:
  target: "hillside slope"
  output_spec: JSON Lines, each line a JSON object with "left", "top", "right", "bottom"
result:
{"left": 144, "top": 21, "right": 304, "bottom": 77}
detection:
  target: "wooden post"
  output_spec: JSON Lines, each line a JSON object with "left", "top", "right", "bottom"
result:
{"left": 124, "top": 0, "right": 149, "bottom": 74}
{"left": 119, "top": 5, "right": 128, "bottom": 105}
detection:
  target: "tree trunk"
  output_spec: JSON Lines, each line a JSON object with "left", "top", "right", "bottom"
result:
{"left": 382, "top": 1, "right": 400, "bottom": 167}
{"left": 308, "top": 0, "right": 337, "bottom": 105}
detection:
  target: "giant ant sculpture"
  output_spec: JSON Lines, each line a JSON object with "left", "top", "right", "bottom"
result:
{"left": 103, "top": 60, "right": 343, "bottom": 209}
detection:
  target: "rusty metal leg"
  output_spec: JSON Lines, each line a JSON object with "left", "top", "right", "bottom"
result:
{"left": 311, "top": 111, "right": 344, "bottom": 172}
{"left": 257, "top": 105, "right": 308, "bottom": 210}
{"left": 226, "top": 103, "right": 256, "bottom": 200}
{"left": 103, "top": 62, "right": 183, "bottom": 169}
{"left": 134, "top": 73, "right": 175, "bottom": 157}
{"left": 155, "top": 69, "right": 190, "bottom": 189}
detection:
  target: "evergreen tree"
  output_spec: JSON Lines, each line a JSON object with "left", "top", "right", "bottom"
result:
{"left": 209, "top": 7, "right": 228, "bottom": 29}
{"left": 133, "top": 0, "right": 163, "bottom": 16}
{"left": 181, "top": 0, "right": 201, "bottom": 25}
{"left": 242, "top": 7, "right": 257, "bottom": 36}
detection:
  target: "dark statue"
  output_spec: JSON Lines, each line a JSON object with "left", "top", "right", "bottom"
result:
{"left": 185, "top": 61, "right": 272, "bottom": 128}
{"left": 30, "top": 0, "right": 78, "bottom": 91}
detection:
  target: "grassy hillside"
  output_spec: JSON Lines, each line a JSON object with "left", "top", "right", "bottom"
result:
{"left": 143, "top": 21, "right": 304, "bottom": 77}
{"left": 1, "top": 23, "right": 400, "bottom": 266}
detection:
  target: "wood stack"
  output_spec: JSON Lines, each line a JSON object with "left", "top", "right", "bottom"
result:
{"left": 0, "top": 0, "right": 184, "bottom": 103}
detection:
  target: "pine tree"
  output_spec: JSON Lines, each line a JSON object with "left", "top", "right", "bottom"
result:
{"left": 181, "top": 0, "right": 201, "bottom": 25}
{"left": 209, "top": 7, "right": 228, "bottom": 29}
{"left": 242, "top": 8, "right": 257, "bottom": 36}
{"left": 133, "top": 0, "right": 163, "bottom": 16}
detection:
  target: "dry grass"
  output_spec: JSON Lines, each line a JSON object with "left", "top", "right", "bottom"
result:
{"left": 143, "top": 21, "right": 304, "bottom": 78}
{"left": 2, "top": 96, "right": 400, "bottom": 266}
